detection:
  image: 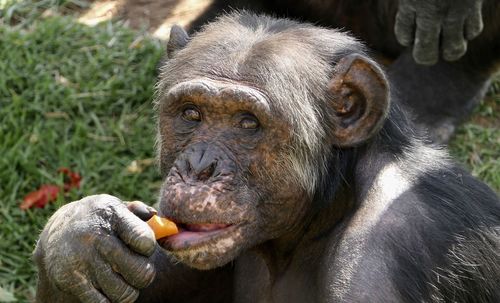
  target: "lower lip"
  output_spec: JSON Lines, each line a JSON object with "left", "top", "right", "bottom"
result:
{"left": 159, "top": 224, "right": 236, "bottom": 250}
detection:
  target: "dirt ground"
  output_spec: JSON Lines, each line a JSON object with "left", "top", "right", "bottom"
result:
{"left": 76, "top": 0, "right": 213, "bottom": 39}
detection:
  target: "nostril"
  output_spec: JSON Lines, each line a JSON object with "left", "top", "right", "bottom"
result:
{"left": 197, "top": 161, "right": 217, "bottom": 181}
{"left": 185, "top": 159, "right": 192, "bottom": 173}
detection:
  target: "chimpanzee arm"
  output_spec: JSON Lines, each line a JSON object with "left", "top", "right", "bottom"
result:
{"left": 395, "top": 0, "right": 484, "bottom": 65}
{"left": 34, "top": 195, "right": 232, "bottom": 303}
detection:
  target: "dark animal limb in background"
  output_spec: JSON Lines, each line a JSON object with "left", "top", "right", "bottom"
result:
{"left": 35, "top": 13, "right": 500, "bottom": 303}
{"left": 387, "top": 50, "right": 492, "bottom": 143}
{"left": 390, "top": 0, "right": 499, "bottom": 142}
{"left": 395, "top": 0, "right": 485, "bottom": 65}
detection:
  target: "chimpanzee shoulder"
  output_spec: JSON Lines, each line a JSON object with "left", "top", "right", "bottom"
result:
{"left": 384, "top": 164, "right": 500, "bottom": 302}
{"left": 318, "top": 98, "right": 499, "bottom": 302}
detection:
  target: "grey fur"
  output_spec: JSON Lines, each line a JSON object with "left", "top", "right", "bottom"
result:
{"left": 156, "top": 11, "right": 368, "bottom": 193}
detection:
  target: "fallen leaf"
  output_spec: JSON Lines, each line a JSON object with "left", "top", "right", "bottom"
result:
{"left": 58, "top": 167, "right": 82, "bottom": 191}
{"left": 20, "top": 184, "right": 60, "bottom": 210}
{"left": 20, "top": 168, "right": 82, "bottom": 210}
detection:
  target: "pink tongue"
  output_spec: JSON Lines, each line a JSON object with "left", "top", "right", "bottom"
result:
{"left": 185, "top": 223, "right": 230, "bottom": 232}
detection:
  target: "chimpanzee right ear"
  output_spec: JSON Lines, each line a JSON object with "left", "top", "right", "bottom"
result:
{"left": 328, "top": 54, "right": 390, "bottom": 147}
{"left": 167, "top": 25, "right": 190, "bottom": 59}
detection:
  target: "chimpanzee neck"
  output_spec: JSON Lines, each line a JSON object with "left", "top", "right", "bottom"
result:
{"left": 255, "top": 178, "right": 355, "bottom": 277}
{"left": 350, "top": 103, "right": 419, "bottom": 194}
{"left": 254, "top": 104, "right": 417, "bottom": 277}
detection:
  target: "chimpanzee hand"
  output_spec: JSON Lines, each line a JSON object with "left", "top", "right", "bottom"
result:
{"left": 395, "top": 0, "right": 484, "bottom": 65}
{"left": 33, "top": 195, "right": 156, "bottom": 303}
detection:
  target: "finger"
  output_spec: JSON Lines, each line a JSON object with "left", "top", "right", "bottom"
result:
{"left": 126, "top": 201, "right": 157, "bottom": 221}
{"left": 97, "top": 234, "right": 156, "bottom": 289}
{"left": 413, "top": 17, "right": 441, "bottom": 65}
{"left": 78, "top": 288, "right": 110, "bottom": 303}
{"left": 442, "top": 19, "right": 467, "bottom": 61}
{"left": 64, "top": 271, "right": 110, "bottom": 303}
{"left": 114, "top": 205, "right": 156, "bottom": 256}
{"left": 465, "top": 2, "right": 484, "bottom": 40}
{"left": 94, "top": 259, "right": 139, "bottom": 303}
{"left": 394, "top": 8, "right": 416, "bottom": 46}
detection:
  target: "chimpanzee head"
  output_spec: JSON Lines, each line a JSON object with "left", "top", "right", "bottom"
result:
{"left": 155, "top": 12, "right": 390, "bottom": 270}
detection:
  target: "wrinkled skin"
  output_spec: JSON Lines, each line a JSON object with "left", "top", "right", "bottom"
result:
{"left": 155, "top": 80, "right": 308, "bottom": 270}
{"left": 34, "top": 195, "right": 156, "bottom": 303}
{"left": 395, "top": 0, "right": 484, "bottom": 65}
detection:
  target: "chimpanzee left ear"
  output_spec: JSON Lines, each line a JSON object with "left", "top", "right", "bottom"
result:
{"left": 167, "top": 25, "right": 190, "bottom": 59}
{"left": 329, "top": 54, "right": 390, "bottom": 147}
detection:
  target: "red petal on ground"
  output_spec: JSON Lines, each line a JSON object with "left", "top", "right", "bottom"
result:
{"left": 20, "top": 185, "right": 60, "bottom": 210}
{"left": 58, "top": 167, "right": 82, "bottom": 191}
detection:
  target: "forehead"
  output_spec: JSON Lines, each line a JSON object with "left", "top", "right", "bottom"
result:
{"left": 159, "top": 27, "right": 331, "bottom": 117}
{"left": 185, "top": 30, "right": 326, "bottom": 85}
{"left": 162, "top": 18, "right": 338, "bottom": 89}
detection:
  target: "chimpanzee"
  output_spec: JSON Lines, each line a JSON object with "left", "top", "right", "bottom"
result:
{"left": 34, "top": 12, "right": 499, "bottom": 303}
{"left": 188, "top": 0, "right": 500, "bottom": 143}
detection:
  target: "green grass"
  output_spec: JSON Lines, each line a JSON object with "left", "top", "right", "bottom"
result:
{"left": 0, "top": 16, "right": 163, "bottom": 302}
{"left": 449, "top": 94, "right": 500, "bottom": 191}
{"left": 0, "top": 5, "right": 498, "bottom": 303}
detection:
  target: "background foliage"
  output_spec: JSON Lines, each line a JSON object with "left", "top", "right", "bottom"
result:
{"left": 0, "top": 1, "right": 498, "bottom": 301}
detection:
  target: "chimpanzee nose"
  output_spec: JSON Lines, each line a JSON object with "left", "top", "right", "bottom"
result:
{"left": 184, "top": 143, "right": 218, "bottom": 182}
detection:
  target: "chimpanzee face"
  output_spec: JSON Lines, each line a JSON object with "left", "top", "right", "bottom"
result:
{"left": 155, "top": 17, "right": 389, "bottom": 270}
{"left": 156, "top": 79, "right": 311, "bottom": 269}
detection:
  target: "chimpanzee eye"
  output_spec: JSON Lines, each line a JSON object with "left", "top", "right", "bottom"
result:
{"left": 181, "top": 106, "right": 201, "bottom": 122}
{"left": 238, "top": 115, "right": 260, "bottom": 129}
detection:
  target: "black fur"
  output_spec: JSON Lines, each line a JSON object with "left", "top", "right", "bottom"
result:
{"left": 187, "top": 0, "right": 500, "bottom": 143}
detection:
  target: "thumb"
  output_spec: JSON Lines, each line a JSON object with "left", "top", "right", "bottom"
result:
{"left": 126, "top": 201, "right": 157, "bottom": 221}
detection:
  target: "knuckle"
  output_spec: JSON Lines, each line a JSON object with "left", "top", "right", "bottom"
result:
{"left": 77, "top": 287, "right": 95, "bottom": 299}
{"left": 443, "top": 43, "right": 467, "bottom": 61}
{"left": 96, "top": 235, "right": 116, "bottom": 256}
{"left": 467, "top": 21, "right": 483, "bottom": 38}
{"left": 396, "top": 35, "right": 411, "bottom": 46}
{"left": 61, "top": 277, "right": 90, "bottom": 297}
{"left": 141, "top": 262, "right": 156, "bottom": 287}
{"left": 134, "top": 229, "right": 156, "bottom": 252}
{"left": 118, "top": 286, "right": 139, "bottom": 303}
{"left": 131, "top": 260, "right": 156, "bottom": 288}
{"left": 51, "top": 268, "right": 73, "bottom": 290}
{"left": 80, "top": 291, "right": 107, "bottom": 303}
{"left": 52, "top": 277, "right": 68, "bottom": 291}
{"left": 85, "top": 195, "right": 123, "bottom": 214}
{"left": 124, "top": 224, "right": 155, "bottom": 255}
{"left": 445, "top": 43, "right": 466, "bottom": 53}
{"left": 416, "top": 34, "right": 436, "bottom": 45}
{"left": 96, "top": 264, "right": 114, "bottom": 280}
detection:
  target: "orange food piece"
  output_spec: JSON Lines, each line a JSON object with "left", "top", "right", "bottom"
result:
{"left": 147, "top": 215, "right": 179, "bottom": 239}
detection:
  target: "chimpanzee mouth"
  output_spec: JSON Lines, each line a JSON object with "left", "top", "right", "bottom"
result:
{"left": 158, "top": 222, "right": 238, "bottom": 251}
